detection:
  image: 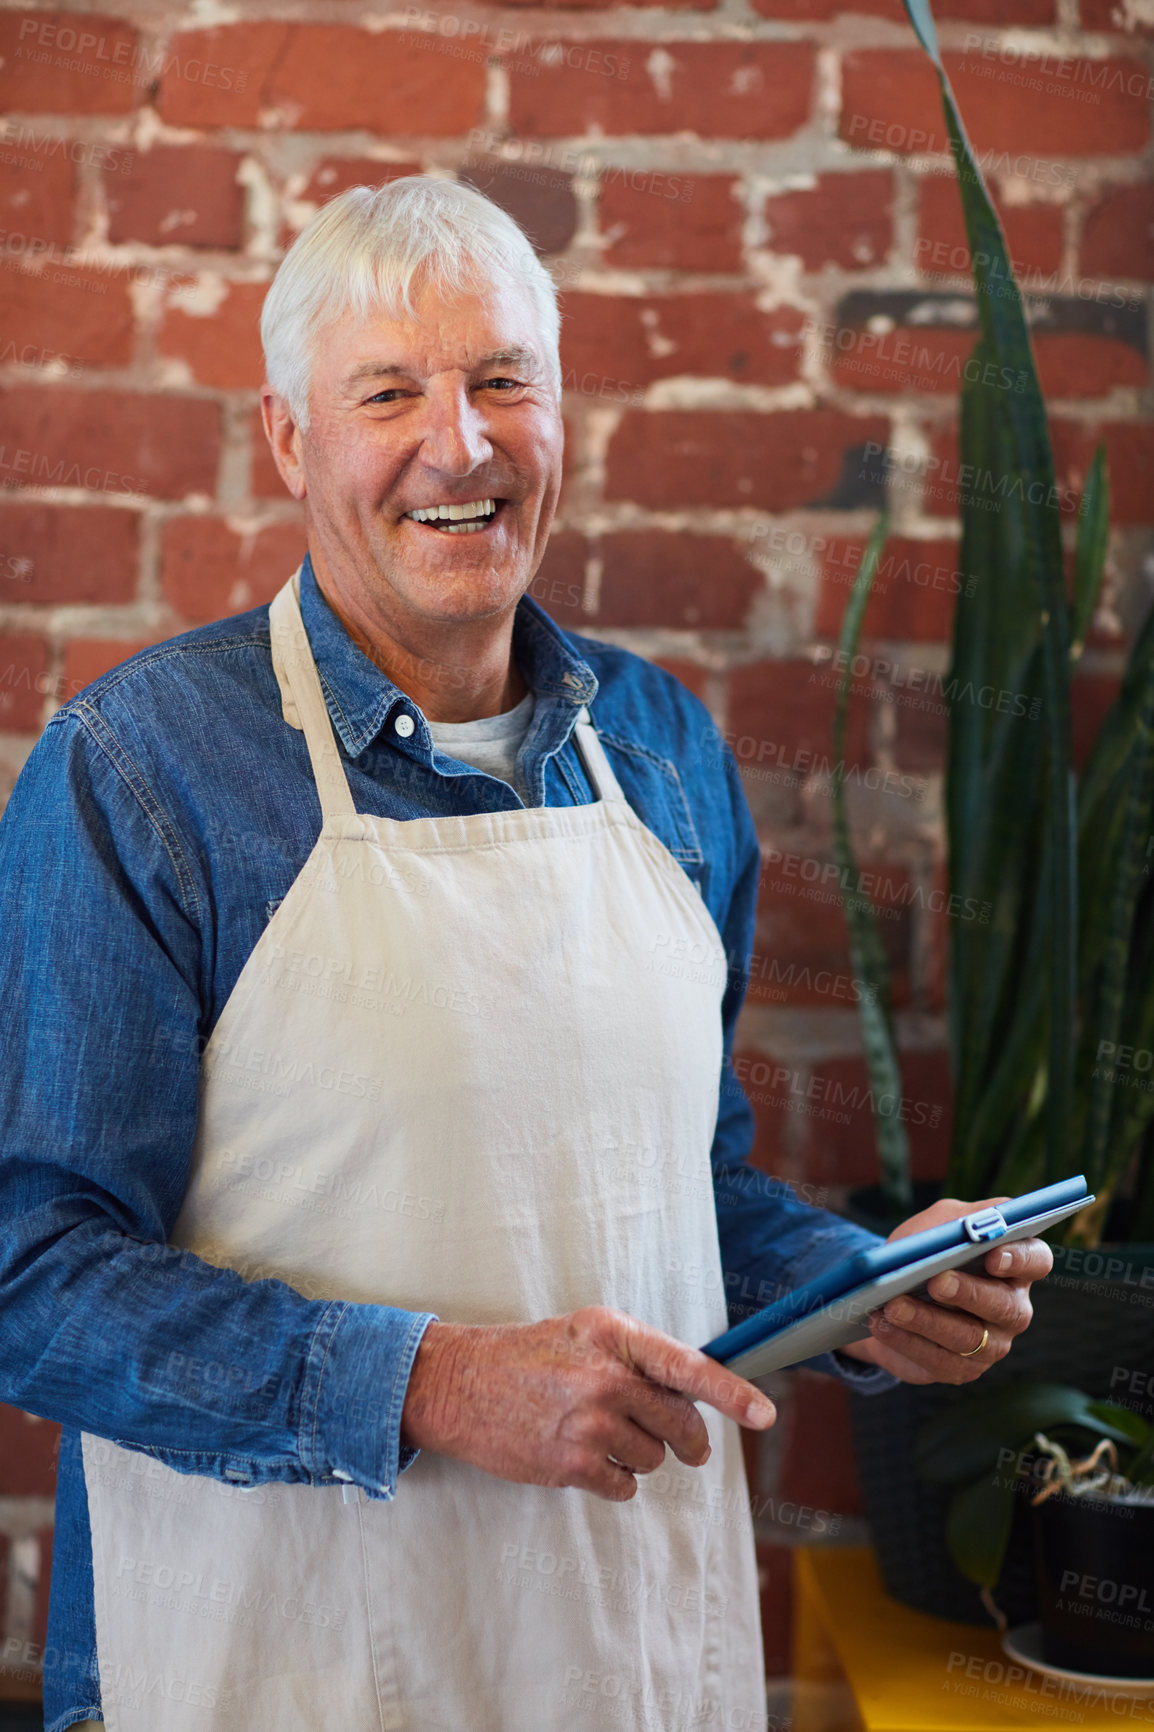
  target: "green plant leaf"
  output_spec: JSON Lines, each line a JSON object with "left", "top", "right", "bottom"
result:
{"left": 1071, "top": 444, "right": 1109, "bottom": 659}
{"left": 1081, "top": 653, "right": 1154, "bottom": 1195}
{"left": 946, "top": 1466, "right": 1017, "bottom": 1590}
{"left": 1085, "top": 1400, "right": 1152, "bottom": 1450}
{"left": 902, "top": 0, "right": 1076, "bottom": 1193}
{"left": 829, "top": 514, "right": 913, "bottom": 1215}
{"left": 915, "top": 1381, "right": 1138, "bottom": 1485}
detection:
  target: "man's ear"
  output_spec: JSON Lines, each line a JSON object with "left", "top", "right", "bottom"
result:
{"left": 260, "top": 386, "right": 307, "bottom": 502}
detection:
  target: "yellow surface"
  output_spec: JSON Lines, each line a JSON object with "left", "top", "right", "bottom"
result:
{"left": 791, "top": 1546, "right": 1154, "bottom": 1732}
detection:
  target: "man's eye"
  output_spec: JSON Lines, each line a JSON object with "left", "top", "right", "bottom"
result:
{"left": 365, "top": 389, "right": 406, "bottom": 404}
{"left": 481, "top": 377, "right": 524, "bottom": 391}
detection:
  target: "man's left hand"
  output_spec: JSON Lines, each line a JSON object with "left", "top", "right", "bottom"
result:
{"left": 838, "top": 1196, "right": 1053, "bottom": 1384}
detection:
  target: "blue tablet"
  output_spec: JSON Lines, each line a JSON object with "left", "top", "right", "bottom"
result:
{"left": 700, "top": 1176, "right": 1092, "bottom": 1381}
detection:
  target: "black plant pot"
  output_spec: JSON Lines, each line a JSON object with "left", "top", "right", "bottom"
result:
{"left": 849, "top": 1236, "right": 1154, "bottom": 1627}
{"left": 1033, "top": 1491, "right": 1154, "bottom": 1678}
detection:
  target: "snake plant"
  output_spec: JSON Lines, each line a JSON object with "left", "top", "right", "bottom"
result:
{"left": 831, "top": 0, "right": 1154, "bottom": 1243}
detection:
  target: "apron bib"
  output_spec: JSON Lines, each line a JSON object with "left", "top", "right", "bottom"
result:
{"left": 81, "top": 568, "right": 766, "bottom": 1731}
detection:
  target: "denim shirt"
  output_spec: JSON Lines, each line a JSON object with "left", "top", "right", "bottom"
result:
{"left": 0, "top": 552, "right": 894, "bottom": 1730}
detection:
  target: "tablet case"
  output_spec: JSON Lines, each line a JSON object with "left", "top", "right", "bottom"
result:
{"left": 701, "top": 1176, "right": 1092, "bottom": 1381}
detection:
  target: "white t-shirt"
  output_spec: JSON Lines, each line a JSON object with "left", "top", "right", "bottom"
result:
{"left": 427, "top": 688, "right": 536, "bottom": 806}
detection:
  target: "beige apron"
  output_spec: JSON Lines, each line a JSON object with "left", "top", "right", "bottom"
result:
{"left": 80, "top": 567, "right": 766, "bottom": 1731}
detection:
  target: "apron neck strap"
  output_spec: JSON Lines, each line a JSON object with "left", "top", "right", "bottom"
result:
{"left": 269, "top": 568, "right": 357, "bottom": 823}
{"left": 270, "top": 568, "right": 627, "bottom": 817}
{"left": 572, "top": 707, "right": 626, "bottom": 805}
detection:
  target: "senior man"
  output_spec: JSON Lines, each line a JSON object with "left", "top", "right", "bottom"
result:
{"left": 0, "top": 177, "right": 1049, "bottom": 1732}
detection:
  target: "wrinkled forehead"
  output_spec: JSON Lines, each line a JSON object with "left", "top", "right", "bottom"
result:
{"left": 311, "top": 263, "right": 550, "bottom": 386}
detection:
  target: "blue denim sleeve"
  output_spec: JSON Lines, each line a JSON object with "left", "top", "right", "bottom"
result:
{"left": 0, "top": 712, "right": 434, "bottom": 1502}
{"left": 707, "top": 735, "right": 898, "bottom": 1395}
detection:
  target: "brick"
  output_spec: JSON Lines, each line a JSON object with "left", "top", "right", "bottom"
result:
{"left": 757, "top": 1543, "right": 794, "bottom": 1678}
{"left": 106, "top": 145, "right": 244, "bottom": 249}
{"left": 0, "top": 503, "right": 138, "bottom": 603}
{"left": 65, "top": 635, "right": 163, "bottom": 697}
{"left": 757, "top": 0, "right": 1051, "bottom": 14}
{"left": 917, "top": 174, "right": 1064, "bottom": 278}
{"left": 560, "top": 292, "right": 804, "bottom": 390}
{"left": 157, "top": 26, "right": 485, "bottom": 134}
{"left": 754, "top": 0, "right": 903, "bottom": 16}
{"left": 0, "top": 261, "right": 134, "bottom": 369}
{"left": 1080, "top": 0, "right": 1154, "bottom": 30}
{"left": 34, "top": 1522, "right": 53, "bottom": 1656}
{"left": 0, "top": 389, "right": 220, "bottom": 500}
{"left": 279, "top": 157, "right": 425, "bottom": 252}
{"left": 1055, "top": 422, "right": 1154, "bottom": 525}
{"left": 832, "top": 323, "right": 977, "bottom": 397}
{"left": 764, "top": 172, "right": 894, "bottom": 271}
{"left": 1072, "top": 670, "right": 1122, "bottom": 771}
{"left": 600, "top": 173, "right": 744, "bottom": 271}
{"left": 508, "top": 41, "right": 816, "bottom": 140}
{"left": 0, "top": 13, "right": 143, "bottom": 115}
{"left": 503, "top": 0, "right": 717, "bottom": 9}
{"left": 525, "top": 531, "right": 587, "bottom": 624}
{"left": 799, "top": 1048, "right": 952, "bottom": 1187}
{"left": 815, "top": 537, "right": 964, "bottom": 642}
{"left": 729, "top": 659, "right": 873, "bottom": 790}
{"left": 159, "top": 280, "right": 265, "bottom": 390}
{"left": 778, "top": 1373, "right": 863, "bottom": 1516}
{"left": 0, "top": 138, "right": 75, "bottom": 247}
{"left": 841, "top": 51, "right": 1150, "bottom": 158}
{"left": 0, "top": 1405, "right": 59, "bottom": 1496}
{"left": 654, "top": 657, "right": 708, "bottom": 699}
{"left": 0, "top": 632, "right": 49, "bottom": 730}
{"left": 458, "top": 162, "right": 578, "bottom": 256}
{"left": 300, "top": 158, "right": 425, "bottom": 206}
{"left": 162, "top": 517, "right": 307, "bottom": 623}
{"left": 1033, "top": 332, "right": 1148, "bottom": 397}
{"left": 938, "top": 0, "right": 1053, "bottom": 15}
{"left": 1081, "top": 185, "right": 1154, "bottom": 282}
{"left": 893, "top": 687, "right": 946, "bottom": 773}
{"left": 591, "top": 531, "right": 764, "bottom": 628}
{"left": 754, "top": 854, "right": 912, "bottom": 1009}
{"left": 606, "top": 410, "right": 890, "bottom": 512}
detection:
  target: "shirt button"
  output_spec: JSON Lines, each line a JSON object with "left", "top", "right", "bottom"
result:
{"left": 394, "top": 713, "right": 416, "bottom": 738}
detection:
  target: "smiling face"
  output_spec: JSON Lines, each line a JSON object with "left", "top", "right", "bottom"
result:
{"left": 263, "top": 265, "right": 564, "bottom": 659}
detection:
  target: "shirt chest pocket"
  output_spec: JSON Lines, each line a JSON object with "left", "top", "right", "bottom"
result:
{"left": 584, "top": 731, "right": 704, "bottom": 870}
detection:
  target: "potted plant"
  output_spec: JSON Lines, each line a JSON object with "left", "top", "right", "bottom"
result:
{"left": 914, "top": 1381, "right": 1154, "bottom": 1678}
{"left": 826, "top": 0, "right": 1154, "bottom": 1624}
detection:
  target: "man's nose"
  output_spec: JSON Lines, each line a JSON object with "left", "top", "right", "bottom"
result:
{"left": 418, "top": 385, "right": 494, "bottom": 477}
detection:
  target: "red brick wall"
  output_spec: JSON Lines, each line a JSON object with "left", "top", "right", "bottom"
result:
{"left": 1, "top": 0, "right": 1150, "bottom": 1690}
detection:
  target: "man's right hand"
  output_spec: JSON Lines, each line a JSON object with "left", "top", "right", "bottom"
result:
{"left": 399, "top": 1306, "right": 776, "bottom": 1502}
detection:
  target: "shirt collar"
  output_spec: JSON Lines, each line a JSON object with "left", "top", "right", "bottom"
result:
{"left": 296, "top": 551, "right": 599, "bottom": 759}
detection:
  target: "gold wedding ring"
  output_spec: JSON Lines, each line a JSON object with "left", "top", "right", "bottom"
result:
{"left": 959, "top": 1326, "right": 989, "bottom": 1358}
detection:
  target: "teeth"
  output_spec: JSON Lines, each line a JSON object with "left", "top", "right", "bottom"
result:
{"left": 407, "top": 498, "right": 495, "bottom": 524}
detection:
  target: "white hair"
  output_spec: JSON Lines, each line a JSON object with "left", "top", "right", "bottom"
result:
{"left": 260, "top": 175, "right": 562, "bottom": 431}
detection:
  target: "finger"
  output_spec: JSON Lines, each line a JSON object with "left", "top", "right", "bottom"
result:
{"left": 861, "top": 1333, "right": 939, "bottom": 1384}
{"left": 869, "top": 1313, "right": 1007, "bottom": 1382}
{"left": 577, "top": 1457, "right": 641, "bottom": 1503}
{"left": 615, "top": 1314, "right": 777, "bottom": 1432}
{"left": 624, "top": 1382, "right": 712, "bottom": 1466}
{"left": 880, "top": 1293, "right": 1007, "bottom": 1356}
{"left": 605, "top": 1419, "right": 671, "bottom": 1477}
{"left": 920, "top": 1269, "right": 1034, "bottom": 1333}
{"left": 980, "top": 1237, "right": 1052, "bottom": 1282}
